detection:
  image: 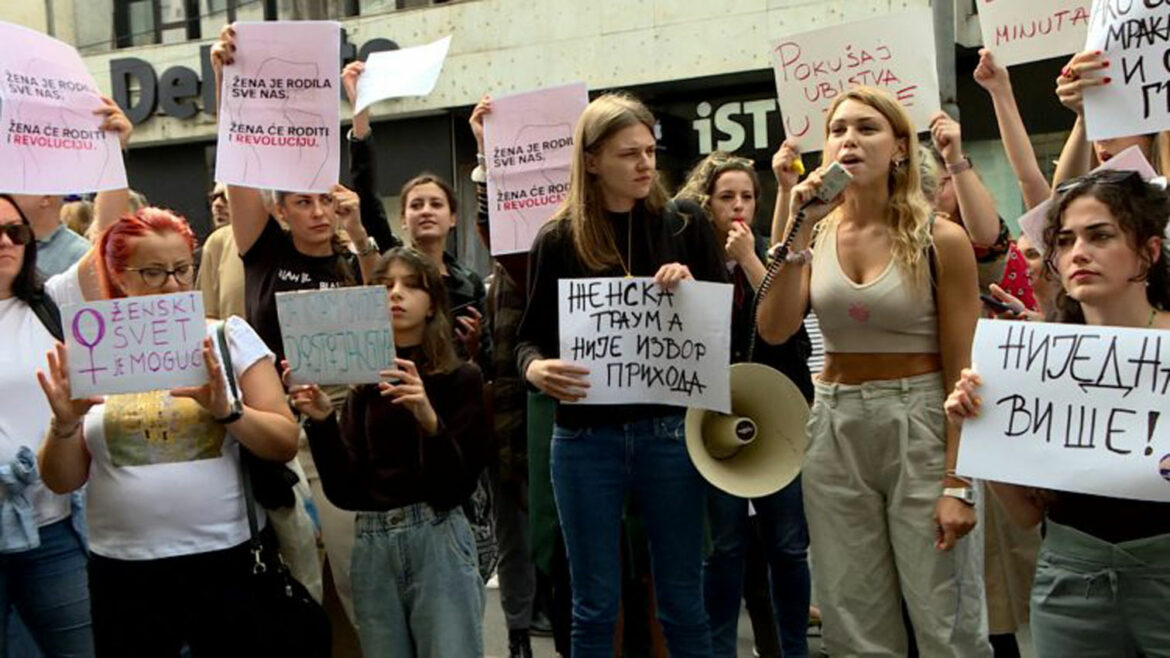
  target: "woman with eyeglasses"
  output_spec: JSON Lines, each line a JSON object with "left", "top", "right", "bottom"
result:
{"left": 946, "top": 169, "right": 1170, "bottom": 657}
{"left": 674, "top": 152, "right": 813, "bottom": 658}
{"left": 33, "top": 201, "right": 301, "bottom": 656}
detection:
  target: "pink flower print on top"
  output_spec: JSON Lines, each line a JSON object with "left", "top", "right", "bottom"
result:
{"left": 848, "top": 302, "right": 871, "bottom": 323}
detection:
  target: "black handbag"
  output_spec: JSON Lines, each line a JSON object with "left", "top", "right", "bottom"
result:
{"left": 216, "top": 322, "right": 332, "bottom": 657}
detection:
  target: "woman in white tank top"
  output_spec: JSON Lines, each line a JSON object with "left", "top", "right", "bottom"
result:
{"left": 757, "top": 87, "right": 990, "bottom": 657}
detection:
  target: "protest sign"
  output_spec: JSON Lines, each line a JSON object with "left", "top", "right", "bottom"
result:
{"left": 770, "top": 8, "right": 940, "bottom": 153}
{"left": 354, "top": 35, "right": 452, "bottom": 113}
{"left": 62, "top": 292, "right": 207, "bottom": 397}
{"left": 1017, "top": 144, "right": 1155, "bottom": 250}
{"left": 557, "top": 277, "right": 732, "bottom": 412}
{"left": 0, "top": 21, "right": 127, "bottom": 195}
{"left": 1083, "top": 1, "right": 1170, "bottom": 141}
{"left": 957, "top": 319, "right": 1170, "bottom": 502}
{"left": 215, "top": 21, "right": 340, "bottom": 193}
{"left": 976, "top": 0, "right": 1091, "bottom": 67}
{"left": 277, "top": 286, "right": 395, "bottom": 385}
{"left": 484, "top": 82, "right": 588, "bottom": 255}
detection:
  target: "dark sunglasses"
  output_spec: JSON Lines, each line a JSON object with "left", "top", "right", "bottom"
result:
{"left": 1055, "top": 169, "right": 1143, "bottom": 195}
{"left": 0, "top": 223, "right": 33, "bottom": 246}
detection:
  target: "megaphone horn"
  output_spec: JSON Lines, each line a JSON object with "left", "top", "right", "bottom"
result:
{"left": 686, "top": 363, "right": 809, "bottom": 499}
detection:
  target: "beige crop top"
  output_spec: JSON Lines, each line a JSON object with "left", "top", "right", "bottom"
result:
{"left": 808, "top": 223, "right": 939, "bottom": 354}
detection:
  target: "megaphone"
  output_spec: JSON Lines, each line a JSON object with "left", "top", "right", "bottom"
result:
{"left": 685, "top": 363, "right": 809, "bottom": 498}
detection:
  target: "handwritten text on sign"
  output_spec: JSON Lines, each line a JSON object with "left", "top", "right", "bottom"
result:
{"left": 957, "top": 320, "right": 1170, "bottom": 502}
{"left": 0, "top": 21, "right": 127, "bottom": 194}
{"left": 62, "top": 292, "right": 207, "bottom": 397}
{"left": 1083, "top": 0, "right": 1170, "bottom": 141}
{"left": 485, "top": 83, "right": 588, "bottom": 256}
{"left": 558, "top": 278, "right": 732, "bottom": 413}
{"left": 214, "top": 21, "right": 340, "bottom": 193}
{"left": 976, "top": 0, "right": 1090, "bottom": 67}
{"left": 277, "top": 286, "right": 395, "bottom": 385}
{"left": 770, "top": 8, "right": 941, "bottom": 153}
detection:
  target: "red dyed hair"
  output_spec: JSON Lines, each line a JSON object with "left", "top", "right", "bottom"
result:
{"left": 96, "top": 207, "right": 197, "bottom": 299}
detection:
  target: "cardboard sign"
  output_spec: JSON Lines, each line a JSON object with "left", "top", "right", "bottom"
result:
{"left": 354, "top": 35, "right": 452, "bottom": 112}
{"left": 277, "top": 286, "right": 395, "bottom": 385}
{"left": 976, "top": 0, "right": 1091, "bottom": 67}
{"left": 770, "top": 8, "right": 941, "bottom": 153}
{"left": 1083, "top": 0, "right": 1170, "bottom": 141}
{"left": 0, "top": 21, "right": 127, "bottom": 194}
{"left": 557, "top": 277, "right": 732, "bottom": 412}
{"left": 63, "top": 292, "right": 207, "bottom": 397}
{"left": 215, "top": 21, "right": 340, "bottom": 193}
{"left": 957, "top": 319, "right": 1170, "bottom": 502}
{"left": 484, "top": 82, "right": 588, "bottom": 255}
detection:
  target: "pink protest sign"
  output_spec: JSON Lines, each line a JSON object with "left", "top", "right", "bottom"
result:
{"left": 215, "top": 21, "right": 340, "bottom": 194}
{"left": 770, "top": 8, "right": 941, "bottom": 153}
{"left": 62, "top": 292, "right": 208, "bottom": 397}
{"left": 0, "top": 21, "right": 127, "bottom": 194}
{"left": 484, "top": 82, "right": 588, "bottom": 255}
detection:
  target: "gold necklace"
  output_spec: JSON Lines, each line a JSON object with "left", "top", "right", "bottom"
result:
{"left": 615, "top": 212, "right": 633, "bottom": 278}
{"left": 1148, "top": 307, "right": 1158, "bottom": 327}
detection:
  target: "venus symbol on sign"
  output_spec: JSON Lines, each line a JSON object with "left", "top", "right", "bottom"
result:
{"left": 71, "top": 309, "right": 108, "bottom": 384}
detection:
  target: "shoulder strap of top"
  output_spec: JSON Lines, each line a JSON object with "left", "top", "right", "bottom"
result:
{"left": 29, "top": 292, "right": 63, "bottom": 342}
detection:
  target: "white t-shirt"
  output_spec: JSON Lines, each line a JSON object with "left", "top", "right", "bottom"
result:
{"left": 0, "top": 294, "right": 72, "bottom": 528}
{"left": 46, "top": 265, "right": 274, "bottom": 560}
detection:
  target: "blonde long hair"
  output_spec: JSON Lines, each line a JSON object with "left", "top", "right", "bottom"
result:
{"left": 553, "top": 93, "right": 670, "bottom": 272}
{"left": 816, "top": 87, "right": 935, "bottom": 286}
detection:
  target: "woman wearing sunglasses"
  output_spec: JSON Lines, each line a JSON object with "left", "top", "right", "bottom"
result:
{"left": 31, "top": 198, "right": 300, "bottom": 656}
{"left": 946, "top": 169, "right": 1170, "bottom": 657}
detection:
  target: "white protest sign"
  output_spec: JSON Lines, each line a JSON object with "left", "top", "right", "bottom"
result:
{"left": 354, "top": 35, "right": 452, "bottom": 113}
{"left": 484, "top": 82, "right": 588, "bottom": 255}
{"left": 0, "top": 21, "right": 127, "bottom": 194}
{"left": 1018, "top": 144, "right": 1155, "bottom": 250}
{"left": 557, "top": 277, "right": 732, "bottom": 413}
{"left": 976, "top": 0, "right": 1091, "bottom": 67}
{"left": 957, "top": 319, "right": 1170, "bottom": 502}
{"left": 215, "top": 21, "right": 340, "bottom": 193}
{"left": 1083, "top": 1, "right": 1170, "bottom": 141}
{"left": 62, "top": 292, "right": 207, "bottom": 397}
{"left": 277, "top": 286, "right": 395, "bottom": 385}
{"left": 770, "top": 8, "right": 940, "bottom": 153}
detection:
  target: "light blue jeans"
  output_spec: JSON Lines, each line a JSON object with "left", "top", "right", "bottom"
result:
{"left": 0, "top": 519, "right": 93, "bottom": 657}
{"left": 351, "top": 504, "right": 485, "bottom": 658}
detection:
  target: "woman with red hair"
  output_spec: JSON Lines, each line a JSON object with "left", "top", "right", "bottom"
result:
{"left": 34, "top": 204, "right": 300, "bottom": 657}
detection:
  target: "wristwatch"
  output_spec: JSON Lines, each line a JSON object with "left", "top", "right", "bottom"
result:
{"left": 214, "top": 398, "right": 244, "bottom": 425}
{"left": 942, "top": 486, "right": 976, "bottom": 506}
{"left": 358, "top": 235, "right": 379, "bottom": 257}
{"left": 946, "top": 156, "right": 974, "bottom": 176}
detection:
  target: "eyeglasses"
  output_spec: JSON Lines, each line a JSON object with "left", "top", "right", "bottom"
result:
{"left": 208, "top": 191, "right": 227, "bottom": 205}
{"left": 123, "top": 264, "right": 195, "bottom": 288}
{"left": 1054, "top": 169, "right": 1143, "bottom": 195}
{"left": 0, "top": 224, "right": 34, "bottom": 246}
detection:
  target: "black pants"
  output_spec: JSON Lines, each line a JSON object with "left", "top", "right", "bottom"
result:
{"left": 88, "top": 530, "right": 273, "bottom": 658}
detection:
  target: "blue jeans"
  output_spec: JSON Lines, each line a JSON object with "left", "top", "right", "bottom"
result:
{"left": 350, "top": 504, "right": 485, "bottom": 658}
{"left": 704, "top": 479, "right": 810, "bottom": 658}
{"left": 0, "top": 519, "right": 93, "bottom": 657}
{"left": 551, "top": 415, "right": 712, "bottom": 658}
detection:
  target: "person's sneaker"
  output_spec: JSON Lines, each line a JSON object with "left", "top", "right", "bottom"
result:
{"left": 529, "top": 611, "right": 553, "bottom": 637}
{"left": 508, "top": 629, "right": 533, "bottom": 658}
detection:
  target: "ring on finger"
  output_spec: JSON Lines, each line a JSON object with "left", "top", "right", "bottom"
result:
{"left": 1061, "top": 66, "right": 1078, "bottom": 81}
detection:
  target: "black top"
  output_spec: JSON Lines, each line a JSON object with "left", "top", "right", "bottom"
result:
{"left": 731, "top": 235, "right": 814, "bottom": 402}
{"left": 241, "top": 218, "right": 358, "bottom": 364}
{"left": 1047, "top": 493, "right": 1170, "bottom": 544}
{"left": 443, "top": 252, "right": 492, "bottom": 374}
{"left": 303, "top": 349, "right": 488, "bottom": 512}
{"left": 515, "top": 200, "right": 728, "bottom": 428}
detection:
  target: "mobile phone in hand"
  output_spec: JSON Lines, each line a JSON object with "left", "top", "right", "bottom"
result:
{"left": 980, "top": 293, "right": 1014, "bottom": 314}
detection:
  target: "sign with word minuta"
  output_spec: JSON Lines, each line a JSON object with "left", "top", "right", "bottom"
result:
{"left": 976, "top": 0, "right": 1091, "bottom": 67}
{"left": 0, "top": 21, "right": 127, "bottom": 194}
{"left": 957, "top": 319, "right": 1170, "bottom": 502}
{"left": 1083, "top": 1, "right": 1170, "bottom": 141}
{"left": 215, "top": 21, "right": 340, "bottom": 193}
{"left": 485, "top": 82, "right": 588, "bottom": 255}
{"left": 277, "top": 286, "right": 395, "bottom": 385}
{"left": 557, "top": 278, "right": 732, "bottom": 412}
{"left": 769, "top": 8, "right": 941, "bottom": 153}
{"left": 62, "top": 292, "right": 207, "bottom": 397}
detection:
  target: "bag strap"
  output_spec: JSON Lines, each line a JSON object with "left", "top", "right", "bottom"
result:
{"left": 215, "top": 321, "right": 267, "bottom": 573}
{"left": 30, "top": 292, "right": 63, "bottom": 342}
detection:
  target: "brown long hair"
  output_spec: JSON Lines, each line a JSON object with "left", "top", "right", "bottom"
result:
{"left": 553, "top": 93, "right": 670, "bottom": 272}
{"left": 369, "top": 247, "right": 458, "bottom": 374}
{"left": 674, "top": 151, "right": 761, "bottom": 217}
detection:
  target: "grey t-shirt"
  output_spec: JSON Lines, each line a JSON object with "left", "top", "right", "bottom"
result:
{"left": 36, "top": 224, "right": 89, "bottom": 277}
